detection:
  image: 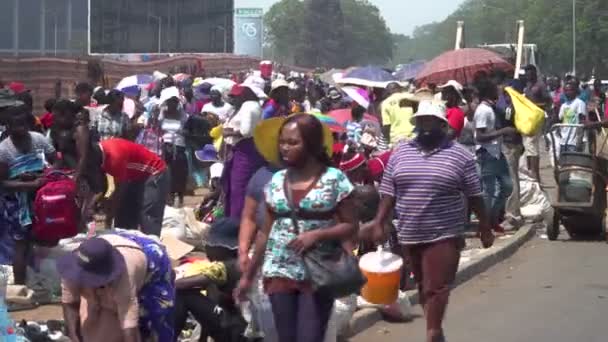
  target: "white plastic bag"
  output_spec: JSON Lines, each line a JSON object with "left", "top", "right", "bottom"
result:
{"left": 161, "top": 206, "right": 187, "bottom": 241}
{"left": 356, "top": 291, "right": 413, "bottom": 322}
{"left": 519, "top": 173, "right": 554, "bottom": 225}
{"left": 324, "top": 295, "right": 357, "bottom": 342}
{"left": 245, "top": 269, "right": 278, "bottom": 342}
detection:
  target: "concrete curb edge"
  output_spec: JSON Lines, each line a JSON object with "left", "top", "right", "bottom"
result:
{"left": 347, "top": 224, "right": 537, "bottom": 337}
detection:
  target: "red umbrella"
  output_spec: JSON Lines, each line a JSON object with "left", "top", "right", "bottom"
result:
{"left": 328, "top": 109, "right": 379, "bottom": 126}
{"left": 416, "top": 48, "right": 513, "bottom": 85}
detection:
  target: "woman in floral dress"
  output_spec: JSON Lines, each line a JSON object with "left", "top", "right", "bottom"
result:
{"left": 235, "top": 114, "right": 358, "bottom": 342}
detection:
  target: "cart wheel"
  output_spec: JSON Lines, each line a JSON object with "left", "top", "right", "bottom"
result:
{"left": 547, "top": 210, "right": 560, "bottom": 241}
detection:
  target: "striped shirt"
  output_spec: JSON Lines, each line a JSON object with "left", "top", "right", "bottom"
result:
{"left": 379, "top": 139, "right": 482, "bottom": 244}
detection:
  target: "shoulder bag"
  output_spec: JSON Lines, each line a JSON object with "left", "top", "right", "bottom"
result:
{"left": 284, "top": 171, "right": 366, "bottom": 299}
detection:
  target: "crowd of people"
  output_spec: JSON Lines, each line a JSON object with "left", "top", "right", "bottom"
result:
{"left": 0, "top": 61, "right": 605, "bottom": 342}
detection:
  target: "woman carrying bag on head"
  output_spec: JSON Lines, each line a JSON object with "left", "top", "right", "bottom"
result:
{"left": 235, "top": 114, "right": 360, "bottom": 342}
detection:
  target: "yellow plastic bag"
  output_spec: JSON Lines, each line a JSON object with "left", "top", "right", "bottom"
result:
{"left": 506, "top": 86, "right": 545, "bottom": 136}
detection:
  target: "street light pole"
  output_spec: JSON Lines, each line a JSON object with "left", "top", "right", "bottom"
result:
{"left": 149, "top": 15, "right": 162, "bottom": 53}
{"left": 54, "top": 14, "right": 58, "bottom": 56}
{"left": 572, "top": 0, "right": 576, "bottom": 76}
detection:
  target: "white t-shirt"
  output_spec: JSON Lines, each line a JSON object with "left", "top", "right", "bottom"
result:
{"left": 223, "top": 101, "right": 262, "bottom": 146}
{"left": 159, "top": 110, "right": 187, "bottom": 147}
{"left": 201, "top": 102, "right": 234, "bottom": 123}
{"left": 473, "top": 102, "right": 502, "bottom": 159}
{"left": 558, "top": 98, "right": 587, "bottom": 147}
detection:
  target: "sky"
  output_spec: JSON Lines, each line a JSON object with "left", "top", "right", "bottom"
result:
{"left": 235, "top": 0, "right": 467, "bottom": 35}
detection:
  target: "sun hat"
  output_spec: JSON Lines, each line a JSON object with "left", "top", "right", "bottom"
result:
{"left": 242, "top": 75, "right": 268, "bottom": 99}
{"left": 206, "top": 217, "right": 239, "bottom": 250}
{"left": 195, "top": 144, "right": 219, "bottom": 163}
{"left": 339, "top": 153, "right": 366, "bottom": 172}
{"left": 438, "top": 80, "right": 464, "bottom": 99}
{"left": 270, "top": 79, "right": 289, "bottom": 94}
{"left": 342, "top": 86, "right": 370, "bottom": 109}
{"left": 410, "top": 100, "right": 448, "bottom": 125}
{"left": 159, "top": 86, "right": 180, "bottom": 104}
{"left": 414, "top": 87, "right": 435, "bottom": 101}
{"left": 56, "top": 238, "right": 126, "bottom": 288}
{"left": 253, "top": 115, "right": 334, "bottom": 166}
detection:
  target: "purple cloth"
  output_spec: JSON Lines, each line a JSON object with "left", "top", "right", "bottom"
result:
{"left": 379, "top": 140, "right": 482, "bottom": 245}
{"left": 222, "top": 138, "right": 266, "bottom": 219}
{"left": 268, "top": 291, "right": 334, "bottom": 342}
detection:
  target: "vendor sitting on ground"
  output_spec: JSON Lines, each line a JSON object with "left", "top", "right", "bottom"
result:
{"left": 58, "top": 231, "right": 176, "bottom": 342}
{"left": 173, "top": 217, "right": 246, "bottom": 342}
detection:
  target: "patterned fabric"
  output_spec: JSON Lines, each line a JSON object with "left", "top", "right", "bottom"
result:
{"left": 0, "top": 193, "right": 20, "bottom": 261}
{"left": 92, "top": 109, "right": 130, "bottom": 141}
{"left": 8, "top": 153, "right": 45, "bottom": 227}
{"left": 262, "top": 167, "right": 354, "bottom": 282}
{"left": 136, "top": 128, "right": 163, "bottom": 156}
{"left": 114, "top": 231, "right": 176, "bottom": 342}
{"left": 379, "top": 140, "right": 482, "bottom": 245}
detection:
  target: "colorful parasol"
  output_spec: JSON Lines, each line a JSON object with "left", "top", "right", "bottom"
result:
{"left": 115, "top": 74, "right": 154, "bottom": 96}
{"left": 311, "top": 112, "right": 345, "bottom": 133}
{"left": 337, "top": 65, "right": 396, "bottom": 88}
{"left": 327, "top": 109, "right": 379, "bottom": 126}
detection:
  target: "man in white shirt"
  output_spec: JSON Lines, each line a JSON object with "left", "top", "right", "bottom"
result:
{"left": 559, "top": 82, "right": 588, "bottom": 152}
{"left": 473, "top": 79, "right": 519, "bottom": 233}
{"left": 201, "top": 87, "right": 234, "bottom": 123}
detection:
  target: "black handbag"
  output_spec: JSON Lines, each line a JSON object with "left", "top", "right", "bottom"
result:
{"left": 284, "top": 171, "right": 367, "bottom": 299}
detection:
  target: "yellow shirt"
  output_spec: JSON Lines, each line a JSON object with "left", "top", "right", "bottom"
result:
{"left": 381, "top": 93, "right": 416, "bottom": 145}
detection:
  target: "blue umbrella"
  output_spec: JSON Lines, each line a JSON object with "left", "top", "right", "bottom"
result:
{"left": 394, "top": 61, "right": 427, "bottom": 81}
{"left": 115, "top": 74, "right": 154, "bottom": 96}
{"left": 337, "top": 65, "right": 397, "bottom": 88}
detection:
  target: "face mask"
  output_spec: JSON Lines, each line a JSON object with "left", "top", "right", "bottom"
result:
{"left": 416, "top": 127, "right": 446, "bottom": 147}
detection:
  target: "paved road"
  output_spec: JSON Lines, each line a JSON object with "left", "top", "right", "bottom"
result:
{"left": 352, "top": 236, "right": 608, "bottom": 342}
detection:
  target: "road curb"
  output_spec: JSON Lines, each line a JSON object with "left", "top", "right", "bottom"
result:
{"left": 347, "top": 224, "right": 537, "bottom": 337}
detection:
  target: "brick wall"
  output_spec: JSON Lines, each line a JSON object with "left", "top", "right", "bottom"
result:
{"left": 0, "top": 54, "right": 309, "bottom": 114}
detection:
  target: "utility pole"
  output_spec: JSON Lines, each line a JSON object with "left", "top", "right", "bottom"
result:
{"left": 149, "top": 15, "right": 162, "bottom": 53}
{"left": 572, "top": 0, "right": 577, "bottom": 75}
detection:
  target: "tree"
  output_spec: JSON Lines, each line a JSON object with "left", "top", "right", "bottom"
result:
{"left": 391, "top": 0, "right": 608, "bottom": 77}
{"left": 264, "top": 0, "right": 307, "bottom": 64}
{"left": 298, "top": 0, "right": 346, "bottom": 67}
{"left": 264, "top": 0, "right": 393, "bottom": 67}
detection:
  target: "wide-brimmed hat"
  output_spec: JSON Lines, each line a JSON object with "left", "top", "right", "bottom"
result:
{"left": 438, "top": 80, "right": 464, "bottom": 99}
{"left": 195, "top": 144, "right": 219, "bottom": 163}
{"left": 414, "top": 87, "right": 435, "bottom": 101}
{"left": 410, "top": 100, "right": 448, "bottom": 125}
{"left": 241, "top": 75, "right": 268, "bottom": 99}
{"left": 57, "top": 238, "right": 126, "bottom": 288}
{"left": 340, "top": 153, "right": 366, "bottom": 172}
{"left": 270, "top": 79, "right": 289, "bottom": 94}
{"left": 253, "top": 115, "right": 334, "bottom": 166}
{"left": 342, "top": 86, "right": 370, "bottom": 109}
{"left": 159, "top": 86, "right": 180, "bottom": 104}
{"left": 206, "top": 217, "right": 239, "bottom": 250}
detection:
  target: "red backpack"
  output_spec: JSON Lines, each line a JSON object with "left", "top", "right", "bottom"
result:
{"left": 33, "top": 170, "right": 78, "bottom": 243}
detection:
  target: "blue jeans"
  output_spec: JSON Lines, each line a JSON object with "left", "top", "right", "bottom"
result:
{"left": 478, "top": 150, "right": 513, "bottom": 226}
